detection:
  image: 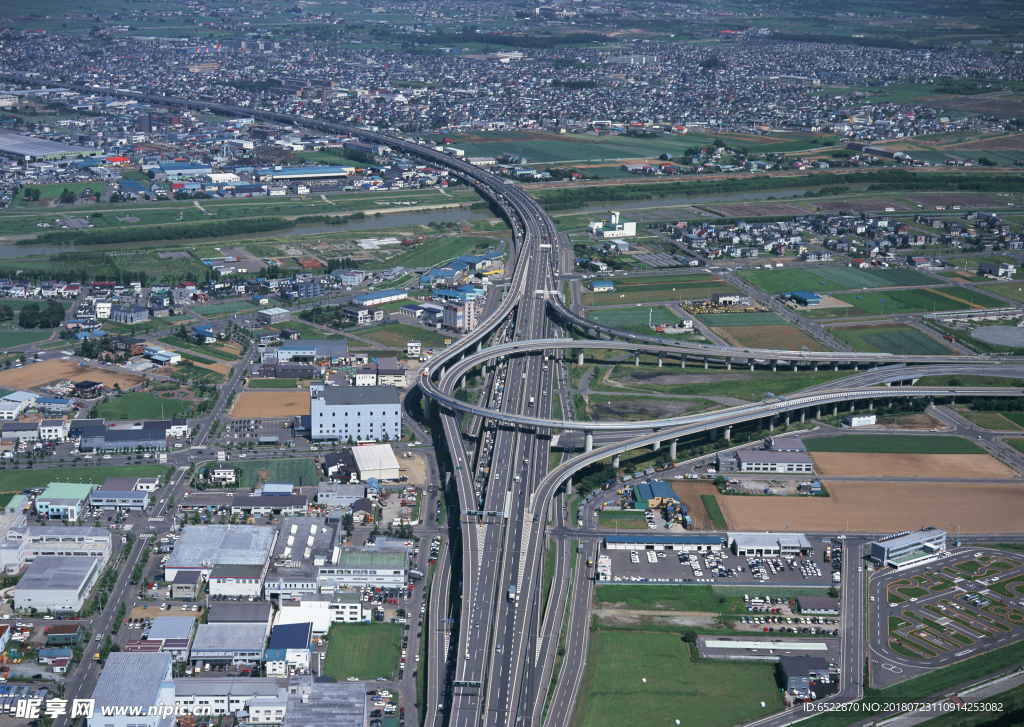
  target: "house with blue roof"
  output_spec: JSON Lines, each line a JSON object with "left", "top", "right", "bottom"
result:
{"left": 784, "top": 291, "right": 822, "bottom": 307}
{"left": 193, "top": 324, "right": 216, "bottom": 344}
{"left": 432, "top": 288, "right": 475, "bottom": 304}
{"left": 159, "top": 161, "right": 213, "bottom": 178}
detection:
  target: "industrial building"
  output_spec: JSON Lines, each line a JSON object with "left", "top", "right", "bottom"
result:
{"left": 351, "top": 289, "right": 407, "bottom": 307}
{"left": 265, "top": 622, "right": 313, "bottom": 676}
{"left": 728, "top": 532, "right": 813, "bottom": 558}
{"left": 35, "top": 482, "right": 96, "bottom": 520}
{"left": 764, "top": 436, "right": 807, "bottom": 452}
{"left": 796, "top": 596, "right": 841, "bottom": 615}
{"left": 206, "top": 601, "right": 275, "bottom": 630}
{"left": 258, "top": 307, "right": 291, "bottom": 325}
{"left": 602, "top": 534, "right": 723, "bottom": 552}
{"left": 274, "top": 340, "right": 349, "bottom": 364}
{"left": 718, "top": 450, "right": 815, "bottom": 474}
{"left": 282, "top": 678, "right": 366, "bottom": 727}
{"left": 14, "top": 555, "right": 103, "bottom": 613}
{"left": 173, "top": 678, "right": 285, "bottom": 719}
{"left": 143, "top": 617, "right": 197, "bottom": 662}
{"left": 779, "top": 656, "right": 830, "bottom": 696}
{"left": 0, "top": 135, "right": 98, "bottom": 162}
{"left": 190, "top": 622, "right": 268, "bottom": 666}
{"left": 164, "top": 524, "right": 278, "bottom": 587}
{"left": 87, "top": 652, "right": 175, "bottom": 727}
{"left": 317, "top": 550, "right": 409, "bottom": 589}
{"left": 351, "top": 443, "right": 400, "bottom": 481}
{"left": 89, "top": 486, "right": 150, "bottom": 511}
{"left": 263, "top": 518, "right": 339, "bottom": 599}
{"left": 0, "top": 524, "right": 112, "bottom": 574}
{"left": 309, "top": 385, "right": 401, "bottom": 442}
{"left": 870, "top": 527, "right": 947, "bottom": 570}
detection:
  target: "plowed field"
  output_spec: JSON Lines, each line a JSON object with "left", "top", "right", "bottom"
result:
{"left": 0, "top": 359, "right": 147, "bottom": 391}
{"left": 810, "top": 452, "right": 1015, "bottom": 479}
{"left": 232, "top": 391, "right": 309, "bottom": 418}
{"left": 718, "top": 480, "right": 1024, "bottom": 534}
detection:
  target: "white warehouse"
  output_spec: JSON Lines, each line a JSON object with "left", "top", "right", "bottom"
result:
{"left": 310, "top": 385, "right": 401, "bottom": 443}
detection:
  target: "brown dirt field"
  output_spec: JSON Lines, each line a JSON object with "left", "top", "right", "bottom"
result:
{"left": 231, "top": 391, "right": 309, "bottom": 419}
{"left": 713, "top": 324, "right": 828, "bottom": 352}
{"left": 815, "top": 199, "right": 911, "bottom": 213}
{"left": 718, "top": 479, "right": 1024, "bottom": 534}
{"left": 706, "top": 202, "right": 809, "bottom": 217}
{"left": 906, "top": 194, "right": 1005, "bottom": 207}
{"left": 194, "top": 360, "right": 233, "bottom": 377}
{"left": 670, "top": 480, "right": 719, "bottom": 528}
{"left": 810, "top": 452, "right": 1016, "bottom": 479}
{"left": 864, "top": 412, "right": 948, "bottom": 431}
{"left": 0, "top": 359, "right": 147, "bottom": 391}
{"left": 940, "top": 98, "right": 1024, "bottom": 118}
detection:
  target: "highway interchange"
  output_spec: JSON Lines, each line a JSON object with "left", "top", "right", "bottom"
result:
{"left": 8, "top": 78, "right": 1024, "bottom": 727}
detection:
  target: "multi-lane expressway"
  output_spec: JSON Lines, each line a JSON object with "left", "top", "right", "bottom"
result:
{"left": 11, "top": 76, "right": 1024, "bottom": 727}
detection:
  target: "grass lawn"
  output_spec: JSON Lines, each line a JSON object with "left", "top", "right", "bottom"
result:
{"left": 268, "top": 319, "right": 347, "bottom": 340}
{"left": 0, "top": 465, "right": 168, "bottom": 500}
{"left": 803, "top": 435, "right": 985, "bottom": 455}
{"left": 586, "top": 306, "right": 679, "bottom": 331}
{"left": 93, "top": 392, "right": 193, "bottom": 420}
{"left": 359, "top": 322, "right": 450, "bottom": 349}
{"left": 323, "top": 623, "right": 402, "bottom": 681}
{"left": 913, "top": 683, "right": 1024, "bottom": 727}
{"left": 0, "top": 331, "right": 56, "bottom": 347}
{"left": 597, "top": 511, "right": 649, "bottom": 530}
{"left": 701, "top": 494, "right": 728, "bottom": 529}
{"left": 572, "top": 630, "right": 783, "bottom": 727}
{"left": 583, "top": 276, "right": 736, "bottom": 306}
{"left": 595, "top": 584, "right": 747, "bottom": 614}
{"left": 596, "top": 363, "right": 856, "bottom": 400}
{"left": 195, "top": 301, "right": 257, "bottom": 317}
{"left": 232, "top": 458, "right": 319, "bottom": 489}
{"left": 248, "top": 378, "right": 302, "bottom": 389}
{"left": 833, "top": 323, "right": 952, "bottom": 355}
{"left": 157, "top": 336, "right": 239, "bottom": 361}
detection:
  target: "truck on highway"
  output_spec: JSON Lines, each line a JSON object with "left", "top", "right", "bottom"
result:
{"left": 508, "top": 585, "right": 516, "bottom": 602}
{"left": 528, "top": 396, "right": 535, "bottom": 406}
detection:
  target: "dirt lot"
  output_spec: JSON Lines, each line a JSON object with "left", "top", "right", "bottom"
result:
{"left": 810, "top": 452, "right": 1015, "bottom": 479}
{"left": 862, "top": 413, "right": 948, "bottom": 431}
{"left": 594, "top": 609, "right": 720, "bottom": 628}
{"left": 906, "top": 194, "right": 1006, "bottom": 207}
{"left": 231, "top": 391, "right": 309, "bottom": 419}
{"left": 589, "top": 397, "right": 719, "bottom": 421}
{"left": 706, "top": 202, "right": 809, "bottom": 217}
{"left": 815, "top": 199, "right": 911, "bottom": 213}
{"left": 718, "top": 479, "right": 1024, "bottom": 534}
{"left": 0, "top": 359, "right": 148, "bottom": 391}
{"left": 670, "top": 480, "right": 720, "bottom": 527}
{"left": 401, "top": 451, "right": 430, "bottom": 485}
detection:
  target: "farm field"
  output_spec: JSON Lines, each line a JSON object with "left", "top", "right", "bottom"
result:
{"left": 831, "top": 323, "right": 953, "bottom": 355}
{"left": 195, "top": 301, "right": 257, "bottom": 317}
{"left": 827, "top": 287, "right": 1005, "bottom": 317}
{"left": 706, "top": 202, "right": 809, "bottom": 217}
{"left": 231, "top": 391, "right": 309, "bottom": 419}
{"left": 980, "top": 282, "right": 1024, "bottom": 305}
{"left": 157, "top": 337, "right": 239, "bottom": 362}
{"left": 584, "top": 275, "right": 736, "bottom": 306}
{"left": 247, "top": 378, "right": 303, "bottom": 389}
{"left": 597, "top": 364, "right": 856, "bottom": 400}
{"left": 586, "top": 306, "right": 679, "bottom": 332}
{"left": 0, "top": 359, "right": 147, "bottom": 391}
{"left": 737, "top": 266, "right": 936, "bottom": 295}
{"left": 0, "top": 331, "right": 56, "bottom": 347}
{"left": 572, "top": 630, "right": 783, "bottom": 727}
{"left": 597, "top": 511, "right": 648, "bottom": 529}
{"left": 695, "top": 312, "right": 785, "bottom": 328}
{"left": 359, "top": 322, "right": 450, "bottom": 349}
{"left": 232, "top": 458, "right": 319, "bottom": 489}
{"left": 804, "top": 435, "right": 985, "bottom": 454}
{"left": 720, "top": 479, "right": 1024, "bottom": 534}
{"left": 712, "top": 324, "right": 828, "bottom": 351}
{"left": 323, "top": 623, "right": 402, "bottom": 681}
{"left": 93, "top": 392, "right": 193, "bottom": 420}
{"left": 810, "top": 452, "right": 1015, "bottom": 479}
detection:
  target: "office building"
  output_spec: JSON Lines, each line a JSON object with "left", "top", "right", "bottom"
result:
{"left": 870, "top": 527, "right": 946, "bottom": 570}
{"left": 728, "top": 532, "right": 813, "bottom": 558}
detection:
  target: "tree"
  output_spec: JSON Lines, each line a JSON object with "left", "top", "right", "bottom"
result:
{"left": 341, "top": 513, "right": 354, "bottom": 536}
{"left": 58, "top": 188, "right": 76, "bottom": 205}
{"left": 828, "top": 585, "right": 839, "bottom": 599}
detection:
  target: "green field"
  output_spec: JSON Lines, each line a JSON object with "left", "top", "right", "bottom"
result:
{"left": 196, "top": 301, "right": 257, "bottom": 317}
{"left": 597, "top": 511, "right": 649, "bottom": 530}
{"left": 93, "top": 392, "right": 193, "bottom": 420}
{"left": 0, "top": 300, "right": 74, "bottom": 312}
{"left": 0, "top": 465, "right": 169, "bottom": 506}
{"left": 359, "top": 322, "right": 450, "bottom": 350}
{"left": 248, "top": 378, "right": 301, "bottom": 389}
{"left": 157, "top": 336, "right": 239, "bottom": 361}
{"left": 584, "top": 275, "right": 736, "bottom": 306}
{"left": 738, "top": 266, "right": 935, "bottom": 295}
{"left": 596, "top": 364, "right": 855, "bottom": 400}
{"left": 695, "top": 312, "right": 786, "bottom": 328}
{"left": 832, "top": 324, "right": 952, "bottom": 355}
{"left": 830, "top": 287, "right": 1005, "bottom": 317}
{"left": 595, "top": 585, "right": 746, "bottom": 614}
{"left": 981, "top": 282, "right": 1024, "bottom": 305}
{"left": 322, "top": 623, "right": 403, "bottom": 681}
{"left": 587, "top": 306, "right": 679, "bottom": 330}
{"left": 231, "top": 458, "right": 319, "bottom": 489}
{"left": 0, "top": 331, "right": 56, "bottom": 347}
{"left": 701, "top": 494, "right": 729, "bottom": 529}
{"left": 573, "top": 630, "right": 783, "bottom": 727}
{"left": 804, "top": 435, "right": 985, "bottom": 455}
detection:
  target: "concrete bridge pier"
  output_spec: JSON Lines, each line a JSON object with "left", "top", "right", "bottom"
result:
{"left": 771, "top": 360, "right": 778, "bottom": 372}
{"left": 476, "top": 341, "right": 482, "bottom": 353}
{"left": 800, "top": 409, "right": 806, "bottom": 423}
{"left": 585, "top": 431, "right": 594, "bottom": 453}
{"left": 423, "top": 397, "right": 431, "bottom": 419}
{"left": 577, "top": 350, "right": 585, "bottom": 366}
{"left": 833, "top": 362, "right": 839, "bottom": 371}
{"left": 749, "top": 361, "right": 755, "bottom": 371}
{"left": 634, "top": 352, "right": 640, "bottom": 367}
{"left": 724, "top": 426, "right": 731, "bottom": 441}
{"left": 725, "top": 357, "right": 731, "bottom": 371}
{"left": 832, "top": 404, "right": 839, "bottom": 416}
{"left": 888, "top": 398, "right": 893, "bottom": 408}
{"left": 704, "top": 356, "right": 709, "bottom": 370}
{"left": 681, "top": 355, "right": 686, "bottom": 368}
{"left": 784, "top": 412, "right": 791, "bottom": 426}
{"left": 769, "top": 417, "right": 775, "bottom": 432}
{"left": 653, "top": 439, "right": 661, "bottom": 452}
{"left": 612, "top": 454, "right": 620, "bottom": 469}
{"left": 669, "top": 440, "right": 678, "bottom": 459}
{"left": 658, "top": 353, "right": 664, "bottom": 368}
{"left": 868, "top": 399, "right": 874, "bottom": 410}
{"left": 815, "top": 406, "right": 821, "bottom": 419}
{"left": 850, "top": 401, "right": 856, "bottom": 412}
{"left": 852, "top": 363, "right": 858, "bottom": 371}
{"left": 792, "top": 362, "right": 798, "bottom": 372}
{"left": 813, "top": 362, "right": 819, "bottom": 372}
{"left": 565, "top": 477, "right": 572, "bottom": 491}
{"left": 709, "top": 428, "right": 718, "bottom": 442}
{"left": 459, "top": 375, "right": 466, "bottom": 389}
{"left": 441, "top": 366, "right": 447, "bottom": 379}
{"left": 929, "top": 396, "right": 935, "bottom": 406}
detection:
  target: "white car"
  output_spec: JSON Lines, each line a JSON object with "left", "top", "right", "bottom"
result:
{"left": 346, "top": 677, "right": 358, "bottom": 682}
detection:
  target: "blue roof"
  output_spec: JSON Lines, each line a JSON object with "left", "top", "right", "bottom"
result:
{"left": 604, "top": 535, "right": 721, "bottom": 545}
{"left": 790, "top": 291, "right": 822, "bottom": 300}
{"left": 36, "top": 397, "right": 71, "bottom": 404}
{"left": 267, "top": 621, "right": 313, "bottom": 652}
{"left": 591, "top": 281, "right": 615, "bottom": 289}
{"left": 635, "top": 481, "right": 679, "bottom": 502}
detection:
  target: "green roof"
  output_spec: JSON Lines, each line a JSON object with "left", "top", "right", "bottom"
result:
{"left": 39, "top": 482, "right": 96, "bottom": 501}
{"left": 335, "top": 551, "right": 406, "bottom": 569}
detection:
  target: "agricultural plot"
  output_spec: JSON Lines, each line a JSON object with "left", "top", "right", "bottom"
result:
{"left": 804, "top": 435, "right": 986, "bottom": 454}
{"left": 365, "top": 235, "right": 500, "bottom": 272}
{"left": 815, "top": 199, "right": 911, "bottom": 213}
{"left": 0, "top": 331, "right": 55, "bottom": 347}
{"left": 738, "top": 266, "right": 934, "bottom": 295}
{"left": 585, "top": 276, "right": 736, "bottom": 306}
{"left": 713, "top": 324, "right": 828, "bottom": 351}
{"left": 832, "top": 323, "right": 953, "bottom": 355}
{"left": 360, "top": 322, "right": 450, "bottom": 349}
{"left": 810, "top": 453, "right": 1015, "bottom": 479}
{"left": 0, "top": 359, "right": 147, "bottom": 391}
{"left": 93, "top": 392, "right": 193, "bottom": 420}
{"left": 695, "top": 312, "right": 785, "bottom": 327}
{"left": 906, "top": 194, "right": 1007, "bottom": 207}
{"left": 586, "top": 306, "right": 679, "bottom": 331}
{"left": 231, "top": 391, "right": 308, "bottom": 419}
{"left": 832, "top": 287, "right": 1005, "bottom": 316}
{"left": 706, "top": 202, "right": 809, "bottom": 217}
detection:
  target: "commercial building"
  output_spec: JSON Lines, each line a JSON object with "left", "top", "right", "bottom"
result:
{"left": 870, "top": 527, "right": 946, "bottom": 570}
{"left": 728, "top": 532, "right": 812, "bottom": 558}
{"left": 164, "top": 524, "right": 278, "bottom": 585}
{"left": 351, "top": 443, "right": 400, "bottom": 481}
{"left": 282, "top": 678, "right": 366, "bottom": 727}
{"left": 173, "top": 678, "right": 284, "bottom": 720}
{"left": 90, "top": 487, "right": 150, "bottom": 511}
{"left": 274, "top": 340, "right": 349, "bottom": 364}
{"left": 309, "top": 385, "right": 401, "bottom": 442}
{"left": 265, "top": 622, "right": 313, "bottom": 676}
{"left": 230, "top": 495, "right": 309, "bottom": 518}
{"left": 328, "top": 591, "right": 365, "bottom": 623}
{"left": 316, "top": 550, "right": 409, "bottom": 589}
{"left": 721, "top": 450, "right": 815, "bottom": 474}
{"left": 14, "top": 555, "right": 103, "bottom": 613}
{"left": 209, "top": 564, "right": 269, "bottom": 598}
{"left": 779, "top": 656, "right": 830, "bottom": 696}
{"left": 796, "top": 596, "right": 840, "bottom": 615}
{"left": 258, "top": 307, "right": 291, "bottom": 325}
{"left": 190, "top": 622, "right": 268, "bottom": 666}
{"left": 602, "top": 534, "right": 723, "bottom": 552}
{"left": 0, "top": 525, "right": 112, "bottom": 574}
{"left": 87, "top": 652, "right": 175, "bottom": 727}
{"left": 35, "top": 482, "right": 95, "bottom": 520}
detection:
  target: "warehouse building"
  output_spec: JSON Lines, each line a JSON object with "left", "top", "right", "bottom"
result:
{"left": 796, "top": 596, "right": 840, "bottom": 615}
{"left": 317, "top": 482, "right": 364, "bottom": 508}
{"left": 764, "top": 436, "right": 806, "bottom": 453}
{"left": 265, "top": 622, "right": 313, "bottom": 676}
{"left": 726, "top": 450, "right": 815, "bottom": 474}
{"left": 603, "top": 534, "right": 723, "bottom": 553}
{"left": 870, "top": 527, "right": 946, "bottom": 570}
{"left": 173, "top": 678, "right": 284, "bottom": 719}
{"left": 264, "top": 518, "right": 338, "bottom": 599}
{"left": 258, "top": 307, "right": 291, "bottom": 325}
{"left": 274, "top": 340, "right": 349, "bottom": 364}
{"left": 282, "top": 678, "right": 366, "bottom": 727}
{"left": 351, "top": 443, "right": 400, "bottom": 481}
{"left": 0, "top": 524, "right": 112, "bottom": 574}
{"left": 190, "top": 622, "right": 268, "bottom": 666}
{"left": 317, "top": 550, "right": 409, "bottom": 589}
{"left": 0, "top": 135, "right": 98, "bottom": 162}
{"left": 87, "top": 652, "right": 175, "bottom": 727}
{"left": 164, "top": 525, "right": 278, "bottom": 585}
{"left": 15, "top": 555, "right": 103, "bottom": 613}
{"left": 144, "top": 617, "right": 197, "bottom": 662}
{"left": 351, "top": 289, "right": 407, "bottom": 306}
{"left": 310, "top": 385, "right": 401, "bottom": 442}
{"left": 728, "top": 532, "right": 813, "bottom": 558}
{"left": 206, "top": 601, "right": 275, "bottom": 631}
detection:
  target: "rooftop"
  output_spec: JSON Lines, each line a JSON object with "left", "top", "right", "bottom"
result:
{"left": 350, "top": 444, "right": 399, "bottom": 473}
{"left": 334, "top": 550, "right": 407, "bottom": 569}
{"left": 38, "top": 482, "right": 95, "bottom": 501}
{"left": 167, "top": 524, "right": 278, "bottom": 570}
{"left": 874, "top": 527, "right": 945, "bottom": 551}
{"left": 17, "top": 555, "right": 100, "bottom": 591}
{"left": 147, "top": 616, "right": 196, "bottom": 641}
{"left": 603, "top": 534, "right": 721, "bottom": 545}
{"left": 283, "top": 682, "right": 366, "bottom": 727}
{"left": 191, "top": 622, "right": 268, "bottom": 653}
{"left": 315, "top": 386, "right": 400, "bottom": 407}
{"left": 91, "top": 652, "right": 172, "bottom": 710}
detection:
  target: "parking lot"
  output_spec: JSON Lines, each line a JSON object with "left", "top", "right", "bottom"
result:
{"left": 601, "top": 547, "right": 841, "bottom": 587}
{"left": 869, "top": 547, "right": 1024, "bottom": 687}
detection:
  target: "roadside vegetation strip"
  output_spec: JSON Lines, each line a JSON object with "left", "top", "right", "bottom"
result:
{"left": 990, "top": 574, "right": 1024, "bottom": 599}
{"left": 25, "top": 215, "right": 294, "bottom": 246}
{"left": 543, "top": 539, "right": 579, "bottom": 723}
{"left": 889, "top": 640, "right": 930, "bottom": 660}
{"left": 542, "top": 544, "right": 558, "bottom": 617}
{"left": 803, "top": 435, "right": 986, "bottom": 455}
{"left": 700, "top": 494, "right": 728, "bottom": 529}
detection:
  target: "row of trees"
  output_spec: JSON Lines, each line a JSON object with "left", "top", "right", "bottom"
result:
{"left": 18, "top": 300, "right": 66, "bottom": 329}
{"left": 27, "top": 216, "right": 294, "bottom": 247}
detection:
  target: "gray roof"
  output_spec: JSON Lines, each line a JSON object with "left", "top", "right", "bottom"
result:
{"left": 147, "top": 616, "right": 196, "bottom": 641}
{"left": 736, "top": 450, "right": 814, "bottom": 464}
{"left": 728, "top": 532, "right": 812, "bottom": 550}
{"left": 283, "top": 682, "right": 366, "bottom": 727}
{"left": 105, "top": 428, "right": 166, "bottom": 443}
{"left": 873, "top": 527, "right": 945, "bottom": 551}
{"left": 192, "top": 623, "right": 267, "bottom": 653}
{"left": 167, "top": 524, "right": 277, "bottom": 569}
{"left": 16, "top": 555, "right": 99, "bottom": 592}
{"left": 173, "top": 677, "right": 281, "bottom": 699}
{"left": 91, "top": 652, "right": 172, "bottom": 709}
{"left": 0, "top": 134, "right": 95, "bottom": 159}
{"left": 318, "top": 385, "right": 399, "bottom": 406}
{"left": 207, "top": 601, "right": 274, "bottom": 624}
{"left": 796, "top": 596, "right": 840, "bottom": 612}
{"left": 99, "top": 476, "right": 145, "bottom": 491}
